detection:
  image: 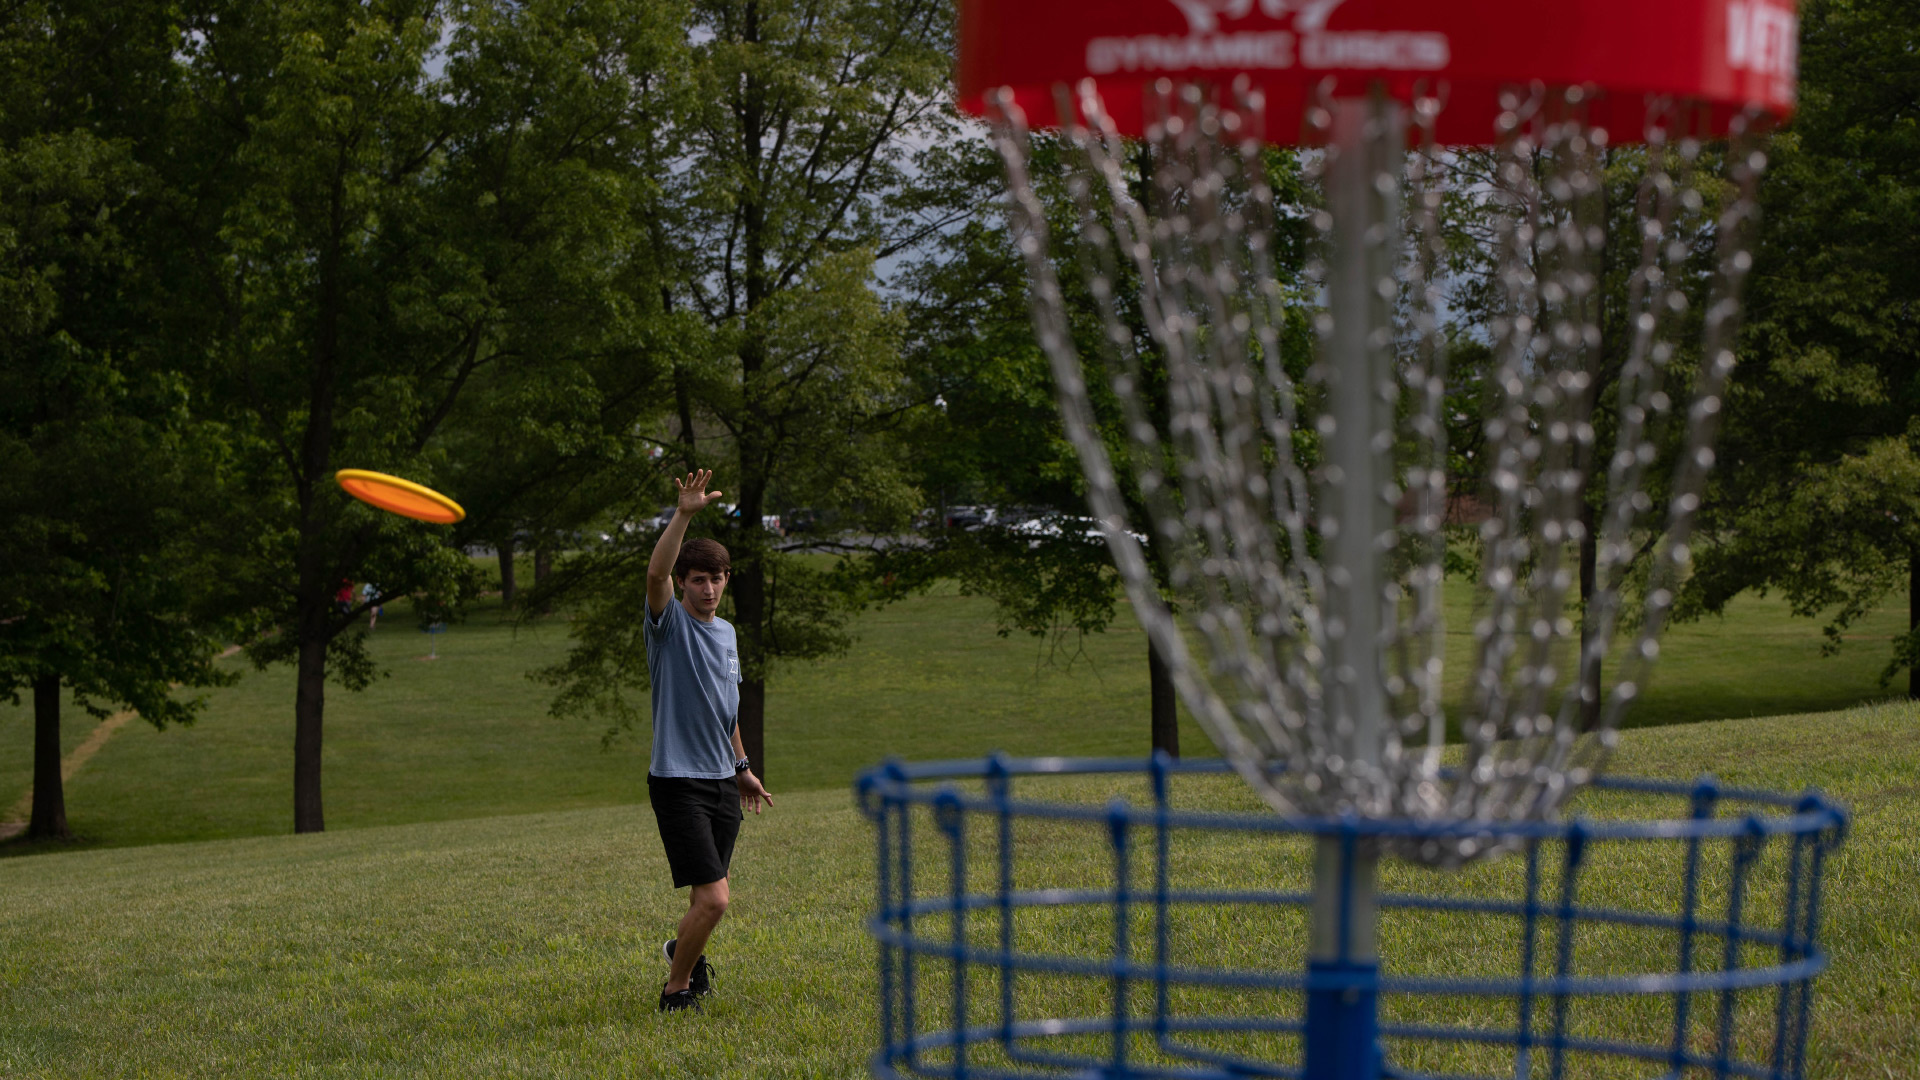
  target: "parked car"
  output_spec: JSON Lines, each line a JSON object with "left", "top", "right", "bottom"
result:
{"left": 1007, "top": 513, "right": 1147, "bottom": 548}
{"left": 944, "top": 505, "right": 997, "bottom": 530}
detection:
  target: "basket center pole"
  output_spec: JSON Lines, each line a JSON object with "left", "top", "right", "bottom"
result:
{"left": 1304, "top": 95, "right": 1397, "bottom": 1080}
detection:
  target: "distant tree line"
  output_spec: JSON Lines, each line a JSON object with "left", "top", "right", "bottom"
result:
{"left": 3, "top": 0, "right": 1915, "bottom": 843}
{"left": 2, "top": 0, "right": 960, "bottom": 839}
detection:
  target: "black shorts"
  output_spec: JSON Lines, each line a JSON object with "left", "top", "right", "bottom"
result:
{"left": 648, "top": 775, "right": 742, "bottom": 889}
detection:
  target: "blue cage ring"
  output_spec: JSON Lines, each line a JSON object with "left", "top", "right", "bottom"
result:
{"left": 854, "top": 754, "right": 1846, "bottom": 1080}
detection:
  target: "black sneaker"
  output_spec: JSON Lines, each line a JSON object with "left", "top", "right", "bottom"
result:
{"left": 658, "top": 983, "right": 700, "bottom": 1013}
{"left": 662, "top": 938, "right": 716, "bottom": 997}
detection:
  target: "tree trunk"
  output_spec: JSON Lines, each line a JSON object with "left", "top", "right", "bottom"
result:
{"left": 498, "top": 536, "right": 516, "bottom": 606}
{"left": 1149, "top": 636, "right": 1179, "bottom": 758}
{"left": 28, "top": 674, "right": 69, "bottom": 840}
{"left": 730, "top": 510, "right": 769, "bottom": 785}
{"left": 673, "top": 362, "right": 698, "bottom": 472}
{"left": 1909, "top": 546, "right": 1919, "bottom": 701}
{"left": 738, "top": 677, "right": 766, "bottom": 784}
{"left": 1578, "top": 148, "right": 1612, "bottom": 732}
{"left": 1578, "top": 498, "right": 1601, "bottom": 730}
{"left": 1130, "top": 138, "right": 1179, "bottom": 761}
{"left": 288, "top": 155, "right": 345, "bottom": 836}
{"left": 526, "top": 546, "right": 554, "bottom": 615}
{"left": 293, "top": 632, "right": 327, "bottom": 833}
{"left": 729, "top": 0, "right": 772, "bottom": 784}
{"left": 661, "top": 285, "right": 698, "bottom": 472}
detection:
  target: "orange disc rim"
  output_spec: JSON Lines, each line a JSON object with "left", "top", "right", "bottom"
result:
{"left": 335, "top": 469, "right": 466, "bottom": 524}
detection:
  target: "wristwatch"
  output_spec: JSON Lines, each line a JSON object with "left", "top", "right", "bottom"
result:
{"left": 734, "top": 757, "right": 753, "bottom": 774}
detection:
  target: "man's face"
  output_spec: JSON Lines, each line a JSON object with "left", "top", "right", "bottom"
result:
{"left": 679, "top": 568, "right": 728, "bottom": 619}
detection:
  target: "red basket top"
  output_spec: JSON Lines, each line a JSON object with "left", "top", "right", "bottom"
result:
{"left": 956, "top": 0, "right": 1799, "bottom": 143}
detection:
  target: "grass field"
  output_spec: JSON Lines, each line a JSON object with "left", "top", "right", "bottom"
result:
{"left": 0, "top": 702, "right": 1913, "bottom": 1079}
{"left": 0, "top": 579, "right": 1910, "bottom": 852}
{"left": 0, "top": 574, "right": 1914, "bottom": 1076}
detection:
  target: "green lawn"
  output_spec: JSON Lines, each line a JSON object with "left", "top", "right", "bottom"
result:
{"left": 0, "top": 702, "right": 1913, "bottom": 1079}
{"left": 0, "top": 578, "right": 1909, "bottom": 851}
{"left": 0, "top": 582, "right": 1217, "bottom": 850}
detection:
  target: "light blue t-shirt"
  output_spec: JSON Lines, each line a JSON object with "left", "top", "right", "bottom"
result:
{"left": 644, "top": 597, "right": 742, "bottom": 779}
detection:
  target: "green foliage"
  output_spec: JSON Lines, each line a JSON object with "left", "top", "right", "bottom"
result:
{"left": 1688, "top": 0, "right": 1920, "bottom": 680}
{"left": 0, "top": 4, "right": 234, "bottom": 730}
{"left": 534, "top": 549, "right": 660, "bottom": 742}
{"left": 538, "top": 543, "right": 865, "bottom": 743}
{"left": 433, "top": 0, "right": 690, "bottom": 560}
{"left": 160, "top": 0, "right": 683, "bottom": 646}
{"left": 875, "top": 528, "right": 1123, "bottom": 645}
{"left": 92, "top": 0, "right": 702, "bottom": 826}
{"left": 876, "top": 133, "right": 1143, "bottom": 645}
{"left": 538, "top": 0, "right": 956, "bottom": 766}
{"left": 170, "top": 0, "right": 494, "bottom": 665}
{"left": 888, "top": 134, "right": 1322, "bottom": 645}
{"left": 891, "top": 137, "right": 1090, "bottom": 520}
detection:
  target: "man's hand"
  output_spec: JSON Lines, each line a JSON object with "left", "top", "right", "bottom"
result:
{"left": 648, "top": 469, "right": 725, "bottom": 616}
{"left": 675, "top": 468, "right": 725, "bottom": 517}
{"left": 736, "top": 769, "right": 773, "bottom": 815}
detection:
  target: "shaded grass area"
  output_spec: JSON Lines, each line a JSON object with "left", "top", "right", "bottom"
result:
{"left": 0, "top": 581, "right": 1911, "bottom": 851}
{"left": 0, "top": 702, "right": 1913, "bottom": 1078}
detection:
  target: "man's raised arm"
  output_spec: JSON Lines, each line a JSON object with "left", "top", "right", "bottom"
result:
{"left": 647, "top": 469, "right": 724, "bottom": 617}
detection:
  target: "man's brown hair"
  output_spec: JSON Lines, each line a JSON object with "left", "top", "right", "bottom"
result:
{"left": 673, "top": 537, "right": 731, "bottom": 581}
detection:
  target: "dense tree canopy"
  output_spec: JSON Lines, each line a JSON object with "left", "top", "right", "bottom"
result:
{"left": 0, "top": 1, "right": 234, "bottom": 839}
{"left": 537, "top": 0, "right": 954, "bottom": 780}
{"left": 5, "top": 0, "right": 1917, "bottom": 839}
{"left": 874, "top": 131, "right": 1323, "bottom": 756}
{"left": 150, "top": 0, "right": 682, "bottom": 831}
{"left": 1686, "top": 0, "right": 1920, "bottom": 692}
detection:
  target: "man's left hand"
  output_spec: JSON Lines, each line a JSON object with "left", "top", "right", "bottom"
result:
{"left": 737, "top": 769, "right": 774, "bottom": 814}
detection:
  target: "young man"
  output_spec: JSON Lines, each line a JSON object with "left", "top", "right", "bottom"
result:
{"left": 644, "top": 468, "right": 773, "bottom": 1013}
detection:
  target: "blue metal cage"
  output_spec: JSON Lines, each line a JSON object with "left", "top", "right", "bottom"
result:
{"left": 854, "top": 754, "right": 1847, "bottom": 1080}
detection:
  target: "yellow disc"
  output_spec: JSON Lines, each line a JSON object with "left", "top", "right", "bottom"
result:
{"left": 335, "top": 469, "right": 466, "bottom": 524}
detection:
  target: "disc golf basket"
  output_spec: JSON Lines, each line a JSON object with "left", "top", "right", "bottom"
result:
{"left": 858, "top": 1, "right": 1846, "bottom": 1077}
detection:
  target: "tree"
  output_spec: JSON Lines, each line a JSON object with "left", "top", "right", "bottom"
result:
{"left": 1684, "top": 0, "right": 1920, "bottom": 693}
{"left": 878, "top": 134, "right": 1156, "bottom": 740}
{"left": 539, "top": 0, "right": 953, "bottom": 781}
{"left": 434, "top": 0, "right": 696, "bottom": 616}
{"left": 0, "top": 2, "right": 234, "bottom": 839}
{"left": 167, "top": 0, "right": 679, "bottom": 831}
{"left": 1439, "top": 139, "right": 1725, "bottom": 728}
{"left": 882, "top": 131, "right": 1320, "bottom": 758}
